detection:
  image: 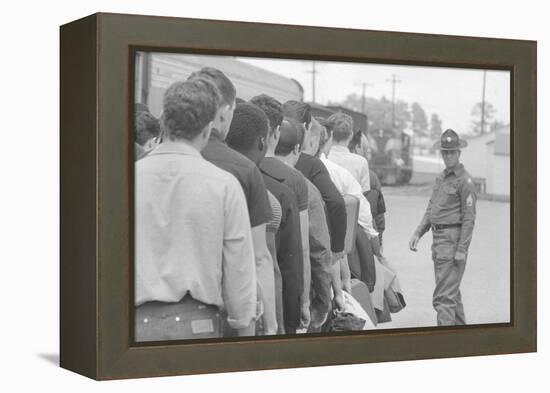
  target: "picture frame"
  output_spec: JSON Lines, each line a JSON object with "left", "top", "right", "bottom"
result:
{"left": 60, "top": 12, "right": 536, "bottom": 380}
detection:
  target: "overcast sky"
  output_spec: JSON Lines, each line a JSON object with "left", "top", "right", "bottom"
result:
{"left": 238, "top": 56, "right": 510, "bottom": 136}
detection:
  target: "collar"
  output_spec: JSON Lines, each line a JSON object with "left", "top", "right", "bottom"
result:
{"left": 330, "top": 145, "right": 350, "bottom": 153}
{"left": 444, "top": 163, "right": 465, "bottom": 177}
{"left": 259, "top": 157, "right": 286, "bottom": 182}
{"left": 209, "top": 128, "right": 224, "bottom": 142}
{"left": 148, "top": 141, "right": 202, "bottom": 158}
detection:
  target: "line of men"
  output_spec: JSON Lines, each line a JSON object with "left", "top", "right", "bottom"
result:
{"left": 134, "top": 67, "right": 398, "bottom": 341}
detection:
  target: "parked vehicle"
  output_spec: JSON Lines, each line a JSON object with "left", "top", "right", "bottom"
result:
{"left": 368, "top": 128, "right": 413, "bottom": 185}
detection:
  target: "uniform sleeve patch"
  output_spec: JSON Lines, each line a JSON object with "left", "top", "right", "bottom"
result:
{"left": 467, "top": 194, "right": 473, "bottom": 206}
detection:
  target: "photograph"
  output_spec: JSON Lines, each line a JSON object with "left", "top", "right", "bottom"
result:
{"left": 133, "top": 51, "right": 511, "bottom": 342}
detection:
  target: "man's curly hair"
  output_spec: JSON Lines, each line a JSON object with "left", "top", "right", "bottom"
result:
{"left": 249, "top": 94, "right": 283, "bottom": 136}
{"left": 162, "top": 78, "right": 221, "bottom": 141}
{"left": 188, "top": 67, "right": 236, "bottom": 107}
{"left": 134, "top": 110, "right": 160, "bottom": 146}
{"left": 326, "top": 112, "right": 354, "bottom": 143}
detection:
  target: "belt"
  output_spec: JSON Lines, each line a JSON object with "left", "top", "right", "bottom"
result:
{"left": 431, "top": 223, "right": 461, "bottom": 231}
{"left": 135, "top": 294, "right": 221, "bottom": 341}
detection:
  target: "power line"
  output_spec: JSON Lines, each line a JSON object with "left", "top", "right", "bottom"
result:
{"left": 355, "top": 82, "right": 373, "bottom": 114}
{"left": 306, "top": 62, "right": 318, "bottom": 103}
{"left": 480, "top": 70, "right": 487, "bottom": 134}
{"left": 386, "top": 74, "right": 402, "bottom": 128}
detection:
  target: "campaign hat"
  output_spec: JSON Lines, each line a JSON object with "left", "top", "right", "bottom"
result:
{"left": 433, "top": 128, "right": 467, "bottom": 150}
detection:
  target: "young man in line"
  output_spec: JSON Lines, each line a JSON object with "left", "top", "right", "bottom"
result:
{"left": 135, "top": 78, "right": 256, "bottom": 340}
{"left": 327, "top": 112, "right": 371, "bottom": 193}
{"left": 284, "top": 101, "right": 348, "bottom": 263}
{"left": 249, "top": 95, "right": 304, "bottom": 334}
{"left": 188, "top": 67, "right": 277, "bottom": 335}
{"left": 258, "top": 114, "right": 311, "bottom": 332}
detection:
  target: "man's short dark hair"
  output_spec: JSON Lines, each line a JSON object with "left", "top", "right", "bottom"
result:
{"left": 249, "top": 94, "right": 283, "bottom": 135}
{"left": 275, "top": 117, "right": 302, "bottom": 156}
{"left": 327, "top": 112, "right": 354, "bottom": 143}
{"left": 188, "top": 67, "right": 236, "bottom": 106}
{"left": 317, "top": 123, "right": 330, "bottom": 153}
{"left": 310, "top": 117, "right": 324, "bottom": 142}
{"left": 226, "top": 103, "right": 269, "bottom": 152}
{"left": 135, "top": 110, "right": 160, "bottom": 146}
{"left": 162, "top": 78, "right": 221, "bottom": 141}
{"left": 282, "top": 100, "right": 312, "bottom": 128}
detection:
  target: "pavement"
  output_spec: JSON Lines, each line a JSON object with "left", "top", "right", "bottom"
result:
{"left": 371, "top": 187, "right": 511, "bottom": 329}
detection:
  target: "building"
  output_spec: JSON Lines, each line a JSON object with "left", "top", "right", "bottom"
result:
{"left": 135, "top": 52, "right": 304, "bottom": 117}
{"left": 460, "top": 125, "right": 510, "bottom": 198}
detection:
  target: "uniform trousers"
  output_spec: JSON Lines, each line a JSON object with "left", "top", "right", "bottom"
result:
{"left": 431, "top": 227, "right": 467, "bottom": 326}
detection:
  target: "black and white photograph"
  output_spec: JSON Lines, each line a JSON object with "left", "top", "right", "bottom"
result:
{"left": 133, "top": 51, "right": 510, "bottom": 342}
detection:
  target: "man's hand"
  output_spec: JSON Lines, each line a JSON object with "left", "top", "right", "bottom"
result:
{"left": 334, "top": 291, "right": 345, "bottom": 312}
{"left": 342, "top": 277, "right": 352, "bottom": 294}
{"left": 454, "top": 251, "right": 466, "bottom": 263}
{"left": 332, "top": 250, "right": 345, "bottom": 263}
{"left": 298, "top": 300, "right": 311, "bottom": 332}
{"left": 409, "top": 233, "right": 420, "bottom": 251}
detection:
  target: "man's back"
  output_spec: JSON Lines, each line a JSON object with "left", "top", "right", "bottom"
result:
{"left": 135, "top": 142, "right": 257, "bottom": 329}
{"left": 295, "top": 152, "right": 347, "bottom": 254}
{"left": 202, "top": 133, "right": 272, "bottom": 227}
{"left": 261, "top": 172, "right": 304, "bottom": 333}
{"left": 259, "top": 157, "right": 309, "bottom": 212}
{"left": 328, "top": 145, "right": 371, "bottom": 192}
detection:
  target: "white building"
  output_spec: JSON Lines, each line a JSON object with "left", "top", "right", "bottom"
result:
{"left": 460, "top": 125, "right": 510, "bottom": 198}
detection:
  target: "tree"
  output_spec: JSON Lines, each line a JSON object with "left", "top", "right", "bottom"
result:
{"left": 490, "top": 120, "right": 506, "bottom": 133}
{"left": 471, "top": 101, "right": 496, "bottom": 134}
{"left": 330, "top": 94, "right": 410, "bottom": 131}
{"left": 411, "top": 102, "right": 428, "bottom": 136}
{"left": 429, "top": 113, "right": 443, "bottom": 141}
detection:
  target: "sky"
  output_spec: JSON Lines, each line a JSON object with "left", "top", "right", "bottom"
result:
{"left": 238, "top": 56, "right": 510, "bottom": 136}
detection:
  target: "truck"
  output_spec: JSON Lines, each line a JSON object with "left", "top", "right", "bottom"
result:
{"left": 367, "top": 128, "right": 413, "bottom": 185}
{"left": 309, "top": 103, "right": 413, "bottom": 185}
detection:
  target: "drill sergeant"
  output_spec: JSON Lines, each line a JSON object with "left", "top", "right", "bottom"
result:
{"left": 409, "top": 129, "right": 477, "bottom": 326}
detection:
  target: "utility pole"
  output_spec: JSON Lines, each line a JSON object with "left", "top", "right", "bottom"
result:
{"left": 355, "top": 82, "right": 373, "bottom": 114}
{"left": 480, "top": 70, "right": 487, "bottom": 134}
{"left": 386, "top": 74, "right": 401, "bottom": 129}
{"left": 307, "top": 62, "right": 318, "bottom": 103}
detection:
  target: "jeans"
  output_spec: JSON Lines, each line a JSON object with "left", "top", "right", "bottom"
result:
{"left": 135, "top": 295, "right": 221, "bottom": 342}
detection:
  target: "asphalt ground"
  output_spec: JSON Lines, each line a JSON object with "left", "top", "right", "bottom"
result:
{"left": 372, "top": 182, "right": 511, "bottom": 329}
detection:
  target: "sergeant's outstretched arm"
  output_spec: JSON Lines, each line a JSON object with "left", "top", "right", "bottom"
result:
{"left": 414, "top": 200, "right": 432, "bottom": 238}
{"left": 456, "top": 177, "right": 477, "bottom": 259}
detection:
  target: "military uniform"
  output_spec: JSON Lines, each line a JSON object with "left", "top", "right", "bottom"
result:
{"left": 413, "top": 130, "right": 477, "bottom": 326}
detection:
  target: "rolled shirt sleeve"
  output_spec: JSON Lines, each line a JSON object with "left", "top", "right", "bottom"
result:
{"left": 345, "top": 170, "right": 378, "bottom": 238}
{"left": 359, "top": 160, "right": 371, "bottom": 193}
{"left": 221, "top": 178, "right": 257, "bottom": 329}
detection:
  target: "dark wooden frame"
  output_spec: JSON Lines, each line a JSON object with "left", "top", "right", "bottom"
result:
{"left": 60, "top": 12, "right": 536, "bottom": 380}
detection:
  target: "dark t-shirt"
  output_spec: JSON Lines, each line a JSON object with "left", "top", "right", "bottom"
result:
{"left": 202, "top": 133, "right": 272, "bottom": 227}
{"left": 295, "top": 152, "right": 347, "bottom": 253}
{"left": 262, "top": 173, "right": 304, "bottom": 334}
{"left": 259, "top": 157, "right": 309, "bottom": 212}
